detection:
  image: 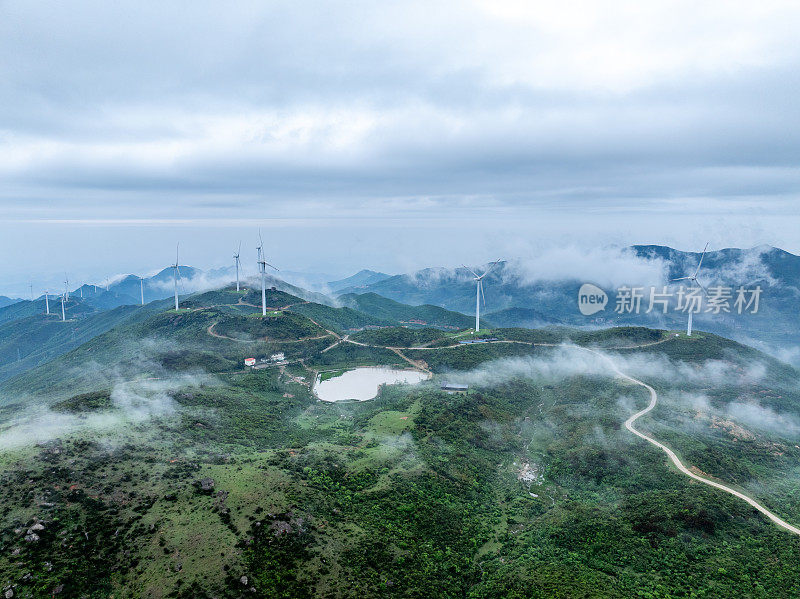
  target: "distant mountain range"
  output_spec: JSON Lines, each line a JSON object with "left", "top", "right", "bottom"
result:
{"left": 1, "top": 245, "right": 797, "bottom": 367}
{"left": 329, "top": 270, "right": 392, "bottom": 292}
{"left": 0, "top": 266, "right": 340, "bottom": 321}
{"left": 337, "top": 245, "right": 800, "bottom": 360}
{"left": 0, "top": 296, "right": 18, "bottom": 309}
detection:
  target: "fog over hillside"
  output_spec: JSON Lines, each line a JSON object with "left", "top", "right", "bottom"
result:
{"left": 1, "top": 2, "right": 799, "bottom": 596}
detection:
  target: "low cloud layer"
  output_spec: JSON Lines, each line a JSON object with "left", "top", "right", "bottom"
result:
{"left": 449, "top": 345, "right": 768, "bottom": 389}
{"left": 0, "top": 337, "right": 216, "bottom": 450}
{"left": 446, "top": 345, "right": 798, "bottom": 439}
{"left": 0, "top": 372, "right": 209, "bottom": 450}
{"left": 504, "top": 246, "right": 669, "bottom": 289}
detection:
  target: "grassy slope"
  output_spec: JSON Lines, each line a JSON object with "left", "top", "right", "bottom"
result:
{"left": 0, "top": 301, "right": 172, "bottom": 383}
{"left": 349, "top": 327, "right": 451, "bottom": 347}
{"left": 2, "top": 317, "right": 800, "bottom": 596}
{"left": 339, "top": 292, "right": 477, "bottom": 329}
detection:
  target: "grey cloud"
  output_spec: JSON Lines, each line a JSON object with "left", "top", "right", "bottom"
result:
{"left": 2, "top": 1, "right": 800, "bottom": 211}
{"left": 1, "top": 1, "right": 800, "bottom": 284}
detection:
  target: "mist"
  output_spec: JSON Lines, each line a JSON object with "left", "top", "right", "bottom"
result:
{"left": 0, "top": 336, "right": 217, "bottom": 451}
{"left": 448, "top": 345, "right": 768, "bottom": 388}
{"left": 445, "top": 345, "right": 800, "bottom": 439}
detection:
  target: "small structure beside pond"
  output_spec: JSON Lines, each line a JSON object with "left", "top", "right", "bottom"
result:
{"left": 440, "top": 382, "right": 469, "bottom": 393}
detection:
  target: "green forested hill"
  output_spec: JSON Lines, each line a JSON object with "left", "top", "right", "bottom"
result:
{"left": 0, "top": 301, "right": 171, "bottom": 383}
{"left": 339, "top": 292, "right": 477, "bottom": 329}
{"left": 0, "top": 287, "right": 440, "bottom": 391}
{"left": 2, "top": 290, "right": 800, "bottom": 597}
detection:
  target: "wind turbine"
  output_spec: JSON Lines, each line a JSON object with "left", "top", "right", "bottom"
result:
{"left": 139, "top": 275, "right": 145, "bottom": 306}
{"left": 29, "top": 283, "right": 33, "bottom": 301}
{"left": 257, "top": 231, "right": 278, "bottom": 316}
{"left": 172, "top": 244, "right": 181, "bottom": 311}
{"left": 672, "top": 242, "right": 709, "bottom": 337}
{"left": 462, "top": 259, "right": 501, "bottom": 332}
{"left": 234, "top": 241, "right": 242, "bottom": 292}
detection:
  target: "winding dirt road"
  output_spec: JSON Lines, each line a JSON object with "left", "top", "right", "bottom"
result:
{"left": 580, "top": 347, "right": 800, "bottom": 536}
{"left": 198, "top": 309, "right": 800, "bottom": 535}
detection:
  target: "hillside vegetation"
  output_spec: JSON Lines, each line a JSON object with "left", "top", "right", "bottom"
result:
{"left": 339, "top": 292, "right": 476, "bottom": 329}
{"left": 2, "top": 285, "right": 800, "bottom": 597}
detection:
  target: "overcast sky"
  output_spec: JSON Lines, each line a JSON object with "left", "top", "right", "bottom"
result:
{"left": 1, "top": 1, "right": 799, "bottom": 295}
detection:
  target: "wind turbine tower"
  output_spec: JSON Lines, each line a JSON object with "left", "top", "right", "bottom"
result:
{"left": 234, "top": 242, "right": 242, "bottom": 292}
{"left": 45, "top": 291, "right": 50, "bottom": 315}
{"left": 463, "top": 259, "right": 501, "bottom": 332}
{"left": 172, "top": 244, "right": 181, "bottom": 311}
{"left": 64, "top": 274, "right": 69, "bottom": 301}
{"left": 672, "top": 242, "right": 709, "bottom": 336}
{"left": 140, "top": 275, "right": 145, "bottom": 305}
{"left": 257, "top": 231, "right": 278, "bottom": 317}
{"left": 60, "top": 294, "right": 66, "bottom": 321}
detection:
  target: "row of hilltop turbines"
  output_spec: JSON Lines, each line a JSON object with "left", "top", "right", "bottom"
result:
{"left": 32, "top": 237, "right": 710, "bottom": 338}
{"left": 463, "top": 243, "right": 712, "bottom": 337}
{"left": 158, "top": 232, "right": 279, "bottom": 317}
{"left": 37, "top": 231, "right": 282, "bottom": 322}
{"left": 32, "top": 275, "right": 121, "bottom": 322}
{"left": 36, "top": 270, "right": 150, "bottom": 322}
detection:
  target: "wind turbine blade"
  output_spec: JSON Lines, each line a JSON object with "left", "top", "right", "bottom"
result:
{"left": 462, "top": 265, "right": 480, "bottom": 278}
{"left": 671, "top": 276, "right": 691, "bottom": 281}
{"left": 263, "top": 261, "right": 279, "bottom": 271}
{"left": 176, "top": 243, "right": 180, "bottom": 266}
{"left": 693, "top": 242, "right": 709, "bottom": 277}
{"left": 480, "top": 280, "right": 485, "bottom": 307}
{"left": 481, "top": 258, "right": 502, "bottom": 277}
{"left": 696, "top": 280, "right": 709, "bottom": 297}
{"left": 238, "top": 240, "right": 242, "bottom": 254}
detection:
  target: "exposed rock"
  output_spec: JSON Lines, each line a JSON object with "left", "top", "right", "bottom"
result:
{"left": 24, "top": 533, "right": 39, "bottom": 543}
{"left": 5, "top": 588, "right": 14, "bottom": 599}
{"left": 52, "top": 585, "right": 63, "bottom": 595}
{"left": 271, "top": 521, "right": 292, "bottom": 536}
{"left": 515, "top": 461, "right": 543, "bottom": 486}
{"left": 240, "top": 576, "right": 248, "bottom": 586}
{"left": 199, "top": 477, "right": 215, "bottom": 492}
{"left": 29, "top": 523, "right": 45, "bottom": 532}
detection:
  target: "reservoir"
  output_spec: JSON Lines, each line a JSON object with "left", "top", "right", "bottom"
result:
{"left": 314, "top": 367, "right": 428, "bottom": 402}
